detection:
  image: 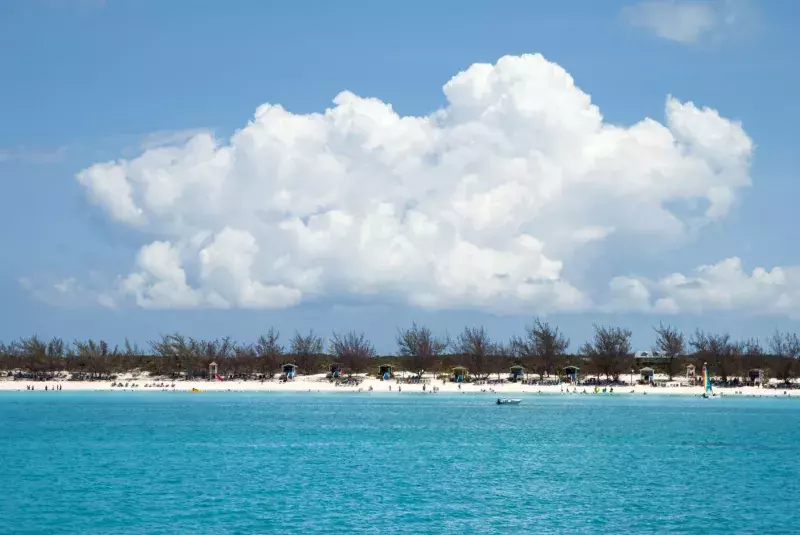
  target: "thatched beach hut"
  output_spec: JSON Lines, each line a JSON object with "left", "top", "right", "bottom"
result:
{"left": 686, "top": 364, "right": 696, "bottom": 380}
{"left": 747, "top": 368, "right": 764, "bottom": 386}
{"left": 379, "top": 365, "right": 394, "bottom": 380}
{"left": 451, "top": 366, "right": 468, "bottom": 383}
{"left": 563, "top": 366, "right": 579, "bottom": 384}
{"left": 281, "top": 363, "right": 297, "bottom": 380}
{"left": 640, "top": 367, "right": 655, "bottom": 383}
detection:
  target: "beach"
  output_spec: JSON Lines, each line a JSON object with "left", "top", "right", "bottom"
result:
{"left": 1, "top": 372, "right": 794, "bottom": 396}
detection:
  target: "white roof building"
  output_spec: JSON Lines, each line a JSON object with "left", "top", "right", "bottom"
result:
{"left": 633, "top": 350, "right": 669, "bottom": 360}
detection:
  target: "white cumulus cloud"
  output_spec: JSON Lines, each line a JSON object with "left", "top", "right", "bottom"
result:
{"left": 609, "top": 258, "right": 800, "bottom": 317}
{"left": 73, "top": 53, "right": 754, "bottom": 313}
{"left": 623, "top": 0, "right": 756, "bottom": 44}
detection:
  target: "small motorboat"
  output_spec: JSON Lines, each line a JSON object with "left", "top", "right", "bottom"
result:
{"left": 496, "top": 398, "right": 522, "bottom": 405}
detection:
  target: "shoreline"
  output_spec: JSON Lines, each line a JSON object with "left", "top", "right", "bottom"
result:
{"left": 1, "top": 375, "right": 795, "bottom": 397}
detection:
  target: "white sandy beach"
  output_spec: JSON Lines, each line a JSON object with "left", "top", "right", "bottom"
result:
{"left": 0, "top": 373, "right": 795, "bottom": 397}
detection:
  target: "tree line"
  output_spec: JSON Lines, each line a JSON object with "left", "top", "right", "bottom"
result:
{"left": 1, "top": 321, "right": 798, "bottom": 383}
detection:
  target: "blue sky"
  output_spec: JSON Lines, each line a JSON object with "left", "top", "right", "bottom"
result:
{"left": 1, "top": 0, "right": 799, "bottom": 353}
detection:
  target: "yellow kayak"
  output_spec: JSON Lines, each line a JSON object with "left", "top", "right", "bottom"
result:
{"left": 190, "top": 388, "right": 201, "bottom": 393}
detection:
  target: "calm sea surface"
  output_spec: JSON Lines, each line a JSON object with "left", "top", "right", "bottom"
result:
{"left": 1, "top": 392, "right": 799, "bottom": 534}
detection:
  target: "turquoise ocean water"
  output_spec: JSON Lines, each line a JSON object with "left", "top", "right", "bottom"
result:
{"left": 1, "top": 392, "right": 799, "bottom": 534}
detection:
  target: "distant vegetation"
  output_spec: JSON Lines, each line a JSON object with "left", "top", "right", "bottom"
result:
{"left": 1, "top": 320, "right": 798, "bottom": 384}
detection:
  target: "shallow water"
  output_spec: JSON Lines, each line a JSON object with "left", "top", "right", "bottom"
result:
{"left": 1, "top": 392, "right": 798, "bottom": 534}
